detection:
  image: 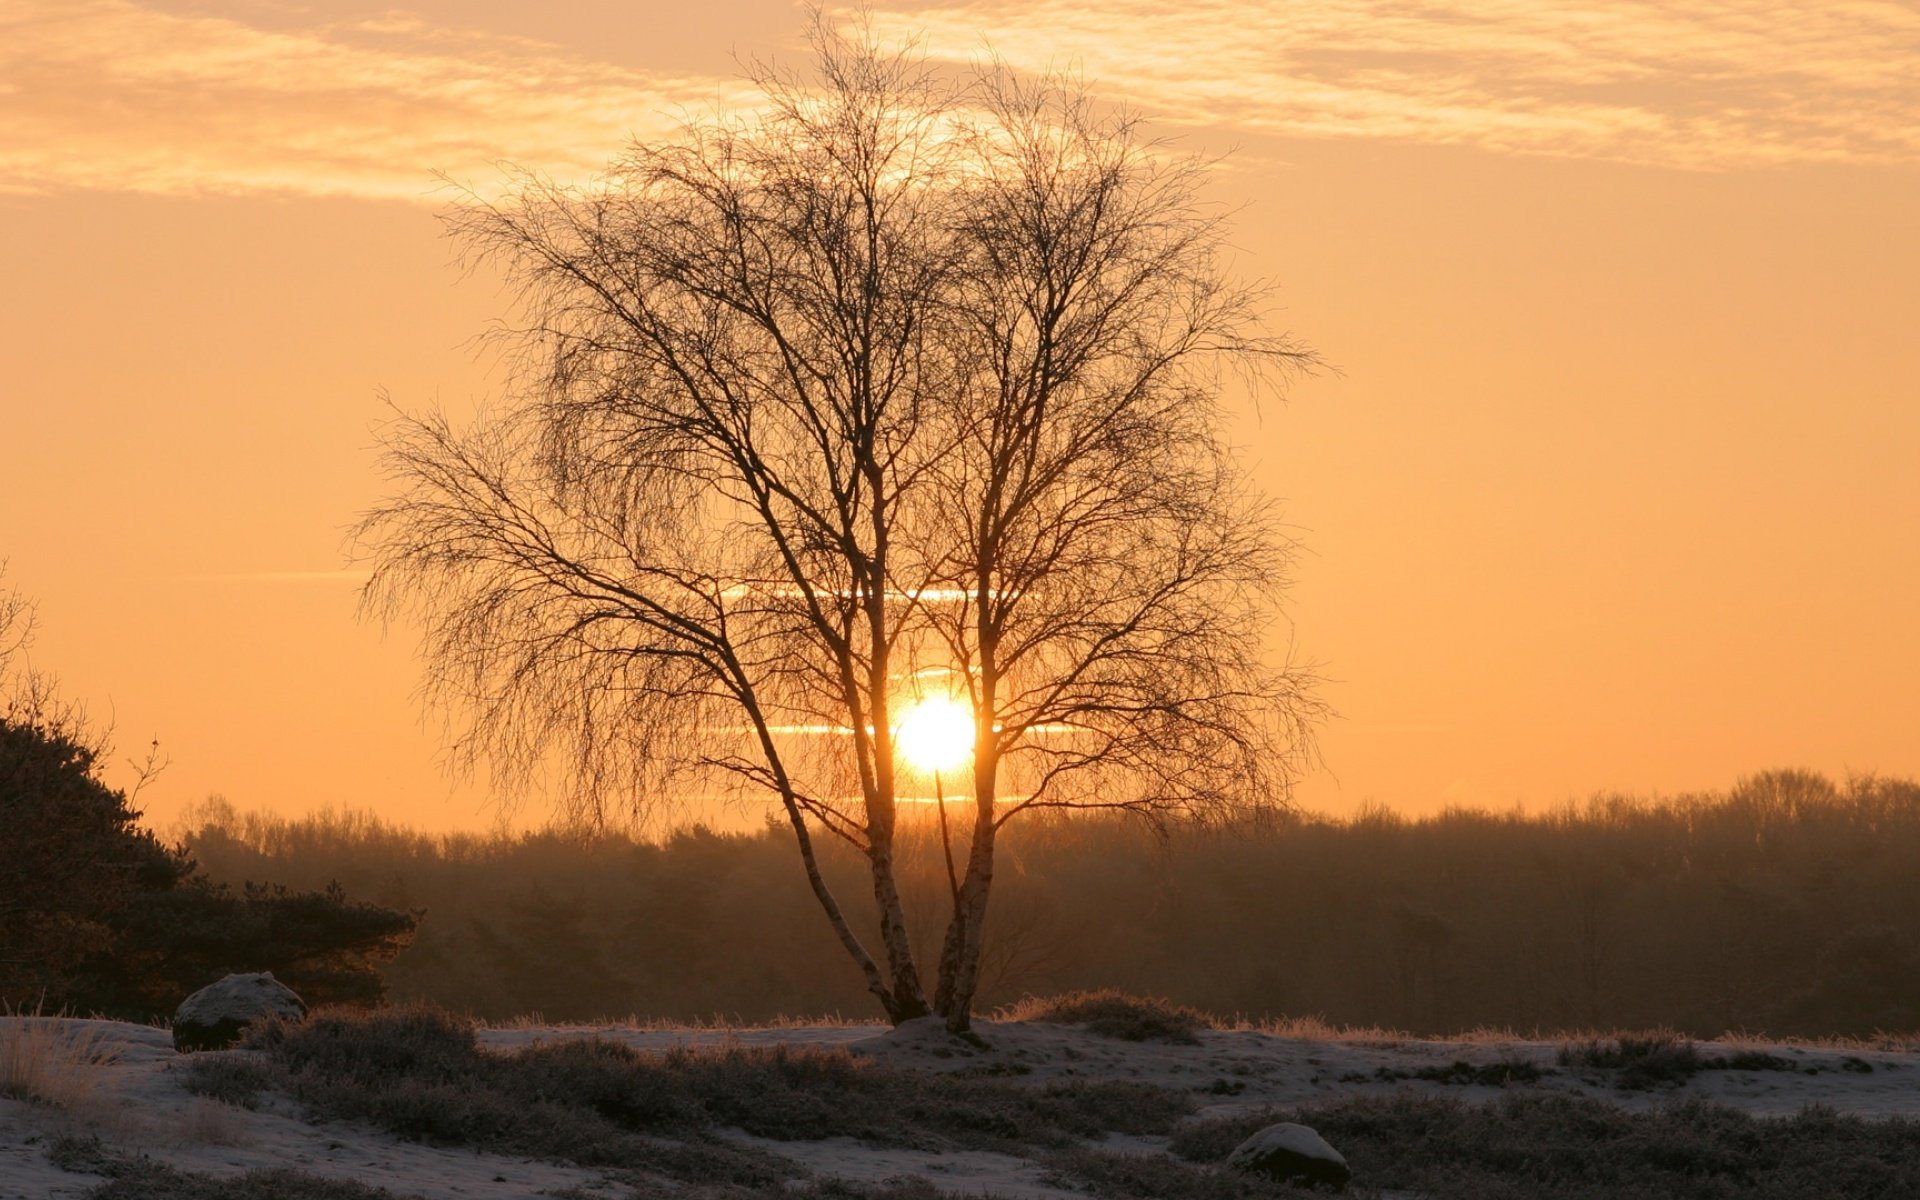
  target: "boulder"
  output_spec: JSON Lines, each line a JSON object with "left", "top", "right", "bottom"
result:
{"left": 172, "top": 972, "right": 306, "bottom": 1052}
{"left": 1225, "top": 1121, "right": 1351, "bottom": 1192}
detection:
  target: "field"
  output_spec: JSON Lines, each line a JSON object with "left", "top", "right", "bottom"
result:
{"left": 5, "top": 997, "right": 1919, "bottom": 1199}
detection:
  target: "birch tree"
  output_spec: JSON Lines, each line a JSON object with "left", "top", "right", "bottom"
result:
{"left": 357, "top": 19, "right": 1321, "bottom": 1031}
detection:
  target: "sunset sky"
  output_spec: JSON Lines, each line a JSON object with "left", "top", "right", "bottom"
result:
{"left": 2, "top": 0, "right": 1915, "bottom": 831}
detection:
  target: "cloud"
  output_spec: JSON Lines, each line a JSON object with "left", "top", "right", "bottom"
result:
{"left": 0, "top": 1, "right": 755, "bottom": 200}
{"left": 860, "top": 0, "right": 1920, "bottom": 169}
{"left": 170, "top": 569, "right": 372, "bottom": 584}
{"left": 3, "top": 0, "right": 1912, "bottom": 202}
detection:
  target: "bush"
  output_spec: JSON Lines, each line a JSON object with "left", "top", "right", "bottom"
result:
{"left": 1003, "top": 989, "right": 1213, "bottom": 1044}
{"left": 0, "top": 712, "right": 188, "bottom": 1005}
{"left": 1172, "top": 1092, "right": 1920, "bottom": 1199}
{"left": 180, "top": 1053, "right": 278, "bottom": 1110}
{"left": 1557, "top": 1034, "right": 1706, "bottom": 1089}
{"left": 1, "top": 708, "right": 417, "bottom": 1022}
{"left": 51, "top": 1138, "right": 416, "bottom": 1199}
{"left": 1553, "top": 1037, "right": 1807, "bottom": 1094}
{"left": 85, "top": 1164, "right": 411, "bottom": 1200}
{"left": 1372, "top": 1057, "right": 1548, "bottom": 1087}
{"left": 236, "top": 1007, "right": 1194, "bottom": 1171}
{"left": 69, "top": 876, "right": 417, "bottom": 1020}
{"left": 0, "top": 582, "right": 415, "bottom": 1022}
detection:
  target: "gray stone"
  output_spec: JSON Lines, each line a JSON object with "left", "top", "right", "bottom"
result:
{"left": 1225, "top": 1121, "right": 1351, "bottom": 1191}
{"left": 172, "top": 971, "right": 306, "bottom": 1052}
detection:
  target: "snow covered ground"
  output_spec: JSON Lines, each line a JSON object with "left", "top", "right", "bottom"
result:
{"left": 3, "top": 1016, "right": 1916, "bottom": 1199}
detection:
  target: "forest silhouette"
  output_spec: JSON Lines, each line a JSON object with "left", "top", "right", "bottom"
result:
{"left": 176, "top": 769, "right": 1920, "bottom": 1039}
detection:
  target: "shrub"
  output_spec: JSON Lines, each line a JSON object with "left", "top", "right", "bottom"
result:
{"left": 1, "top": 587, "right": 415, "bottom": 1023}
{"left": 85, "top": 1163, "right": 411, "bottom": 1199}
{"left": 1557, "top": 1034, "right": 1706, "bottom": 1089}
{"left": 237, "top": 1007, "right": 1194, "bottom": 1172}
{"left": 75, "top": 877, "right": 418, "bottom": 1018}
{"left": 1373, "top": 1057, "right": 1548, "bottom": 1087}
{"left": 1003, "top": 989, "right": 1213, "bottom": 1044}
{"left": 180, "top": 1053, "right": 278, "bottom": 1110}
{"left": 0, "top": 711, "right": 187, "bottom": 1006}
{"left": 1172, "top": 1092, "right": 1920, "bottom": 1199}
{"left": 1717, "top": 1050, "right": 1795, "bottom": 1073}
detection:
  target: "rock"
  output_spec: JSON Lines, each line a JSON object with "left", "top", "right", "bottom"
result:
{"left": 1225, "top": 1121, "right": 1351, "bottom": 1191}
{"left": 172, "top": 972, "right": 306, "bottom": 1052}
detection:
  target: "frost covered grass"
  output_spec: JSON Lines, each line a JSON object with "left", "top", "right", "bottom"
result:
{"left": 1554, "top": 1032, "right": 1858, "bottom": 1091}
{"left": 183, "top": 1007, "right": 1193, "bottom": 1188}
{"left": 0, "top": 1011, "right": 120, "bottom": 1108}
{"left": 1044, "top": 1146, "right": 1296, "bottom": 1199}
{"left": 23, "top": 1009, "right": 1920, "bottom": 1200}
{"left": 1175, "top": 1093, "right": 1920, "bottom": 1199}
{"left": 55, "top": 1131, "right": 961, "bottom": 1200}
{"left": 53, "top": 1133, "right": 409, "bottom": 1199}
{"left": 475, "top": 1003, "right": 1920, "bottom": 1057}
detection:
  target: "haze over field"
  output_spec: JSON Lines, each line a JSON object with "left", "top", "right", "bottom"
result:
{"left": 2, "top": 0, "right": 1916, "bottom": 829}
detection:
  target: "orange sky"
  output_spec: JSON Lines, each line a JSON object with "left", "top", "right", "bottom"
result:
{"left": 2, "top": 1, "right": 1915, "bottom": 831}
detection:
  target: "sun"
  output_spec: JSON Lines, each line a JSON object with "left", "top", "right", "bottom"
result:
{"left": 893, "top": 695, "right": 974, "bottom": 773}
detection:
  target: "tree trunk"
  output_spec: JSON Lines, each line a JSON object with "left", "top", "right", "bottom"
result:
{"left": 936, "top": 740, "right": 1001, "bottom": 1032}
{"left": 748, "top": 702, "right": 906, "bottom": 1021}
{"left": 775, "top": 798, "right": 902, "bottom": 1019}
{"left": 941, "top": 810, "right": 998, "bottom": 1031}
{"left": 932, "top": 869, "right": 968, "bottom": 1017}
{"left": 866, "top": 805, "right": 931, "bottom": 1020}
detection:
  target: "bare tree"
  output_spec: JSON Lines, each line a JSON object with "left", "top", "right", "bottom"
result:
{"left": 0, "top": 566, "right": 31, "bottom": 678}
{"left": 1, "top": 563, "right": 88, "bottom": 747}
{"left": 915, "top": 70, "right": 1323, "bottom": 1026}
{"left": 356, "top": 19, "right": 1321, "bottom": 1031}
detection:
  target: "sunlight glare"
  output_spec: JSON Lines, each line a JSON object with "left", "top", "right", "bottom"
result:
{"left": 894, "top": 695, "right": 974, "bottom": 773}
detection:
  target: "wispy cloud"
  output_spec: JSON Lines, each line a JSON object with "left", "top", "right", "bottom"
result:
{"left": 863, "top": 0, "right": 1920, "bottom": 168}
{"left": 0, "top": 1, "right": 755, "bottom": 200}
{"left": 3, "top": 1, "right": 1912, "bottom": 202}
{"left": 170, "top": 569, "right": 371, "bottom": 584}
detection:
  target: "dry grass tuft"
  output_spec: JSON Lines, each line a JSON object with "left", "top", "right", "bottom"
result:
{"left": 0, "top": 1012, "right": 121, "bottom": 1109}
{"left": 1237, "top": 1017, "right": 1920, "bottom": 1054}
{"left": 1234, "top": 1013, "right": 1413, "bottom": 1045}
{"left": 1000, "top": 989, "right": 1214, "bottom": 1044}
{"left": 1702, "top": 1028, "right": 1920, "bottom": 1054}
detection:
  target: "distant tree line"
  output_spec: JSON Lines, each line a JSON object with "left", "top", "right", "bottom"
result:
{"left": 177, "top": 770, "right": 1920, "bottom": 1038}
